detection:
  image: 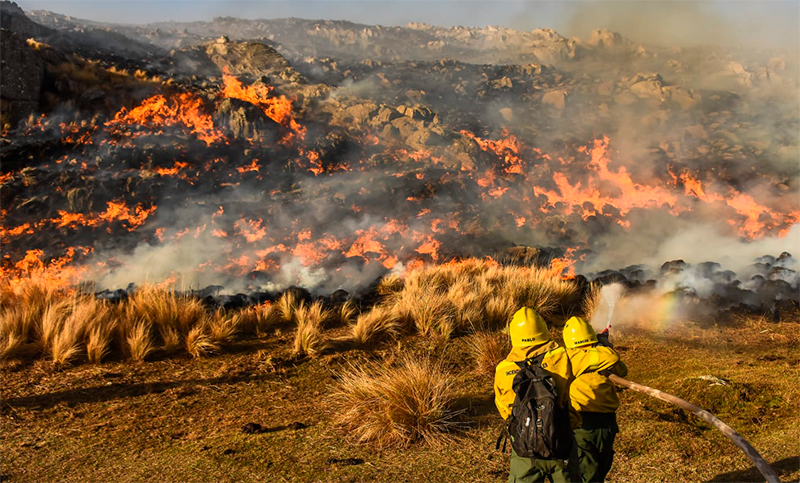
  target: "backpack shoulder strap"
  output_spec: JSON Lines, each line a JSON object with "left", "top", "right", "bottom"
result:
{"left": 528, "top": 351, "right": 547, "bottom": 367}
{"left": 495, "top": 426, "right": 508, "bottom": 452}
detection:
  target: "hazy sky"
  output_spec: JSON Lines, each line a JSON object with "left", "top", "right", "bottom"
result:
{"left": 16, "top": 0, "right": 800, "bottom": 48}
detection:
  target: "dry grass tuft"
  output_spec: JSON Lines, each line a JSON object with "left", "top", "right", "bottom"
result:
{"left": 225, "top": 302, "right": 278, "bottom": 336}
{"left": 377, "top": 274, "right": 404, "bottom": 295}
{"left": 275, "top": 291, "right": 303, "bottom": 324}
{"left": 334, "top": 300, "right": 357, "bottom": 326}
{"left": 86, "top": 321, "right": 115, "bottom": 363}
{"left": 582, "top": 282, "right": 602, "bottom": 321}
{"left": 126, "top": 286, "right": 207, "bottom": 336}
{"left": 158, "top": 325, "right": 182, "bottom": 354}
{"left": 186, "top": 325, "right": 219, "bottom": 358}
{"left": 126, "top": 320, "right": 154, "bottom": 362}
{"left": 50, "top": 322, "right": 82, "bottom": 365}
{"left": 293, "top": 301, "right": 330, "bottom": 356}
{"left": 351, "top": 305, "right": 403, "bottom": 346}
{"left": 466, "top": 331, "right": 510, "bottom": 375}
{"left": 0, "top": 307, "right": 31, "bottom": 359}
{"left": 482, "top": 295, "right": 517, "bottom": 331}
{"left": 409, "top": 293, "right": 457, "bottom": 337}
{"left": 39, "top": 298, "right": 72, "bottom": 354}
{"left": 372, "top": 259, "right": 578, "bottom": 338}
{"left": 79, "top": 300, "right": 114, "bottom": 363}
{"left": 331, "top": 356, "right": 463, "bottom": 448}
{"left": 207, "top": 311, "right": 239, "bottom": 345}
{"left": 40, "top": 295, "right": 110, "bottom": 364}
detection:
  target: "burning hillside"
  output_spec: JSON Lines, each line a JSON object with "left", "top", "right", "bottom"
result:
{"left": 1, "top": 1, "right": 798, "bottom": 318}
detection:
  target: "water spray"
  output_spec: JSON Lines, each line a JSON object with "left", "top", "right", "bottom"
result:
{"left": 601, "top": 286, "right": 780, "bottom": 483}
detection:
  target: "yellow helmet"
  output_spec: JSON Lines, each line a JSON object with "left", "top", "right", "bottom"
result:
{"left": 563, "top": 316, "right": 598, "bottom": 349}
{"left": 509, "top": 307, "right": 550, "bottom": 347}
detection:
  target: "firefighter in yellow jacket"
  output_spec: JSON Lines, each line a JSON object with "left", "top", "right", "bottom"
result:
{"left": 563, "top": 316, "right": 627, "bottom": 483}
{"left": 495, "top": 307, "right": 581, "bottom": 483}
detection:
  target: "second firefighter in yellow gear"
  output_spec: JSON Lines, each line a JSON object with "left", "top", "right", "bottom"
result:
{"left": 494, "top": 307, "right": 581, "bottom": 483}
{"left": 563, "top": 316, "right": 627, "bottom": 483}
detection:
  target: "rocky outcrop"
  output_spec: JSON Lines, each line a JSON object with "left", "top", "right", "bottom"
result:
{"left": 213, "top": 98, "right": 280, "bottom": 142}
{"left": 173, "top": 37, "right": 303, "bottom": 86}
{"left": 1, "top": 1, "right": 52, "bottom": 38}
{"left": 0, "top": 29, "right": 43, "bottom": 124}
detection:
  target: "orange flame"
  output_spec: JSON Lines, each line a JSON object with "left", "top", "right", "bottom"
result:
{"left": 221, "top": 69, "right": 306, "bottom": 143}
{"left": 534, "top": 137, "right": 679, "bottom": 219}
{"left": 106, "top": 93, "right": 222, "bottom": 145}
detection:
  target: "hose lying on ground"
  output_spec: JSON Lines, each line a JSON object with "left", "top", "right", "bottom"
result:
{"left": 608, "top": 374, "right": 781, "bottom": 483}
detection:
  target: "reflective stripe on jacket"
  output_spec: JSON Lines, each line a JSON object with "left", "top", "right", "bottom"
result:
{"left": 494, "top": 341, "right": 582, "bottom": 429}
{"left": 566, "top": 345, "right": 627, "bottom": 413}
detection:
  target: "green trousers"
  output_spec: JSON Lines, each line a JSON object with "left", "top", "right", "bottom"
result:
{"left": 508, "top": 448, "right": 580, "bottom": 483}
{"left": 573, "top": 412, "right": 618, "bottom": 483}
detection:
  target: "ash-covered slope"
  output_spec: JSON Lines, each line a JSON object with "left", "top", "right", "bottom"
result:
{"left": 2, "top": 3, "right": 799, "bottom": 319}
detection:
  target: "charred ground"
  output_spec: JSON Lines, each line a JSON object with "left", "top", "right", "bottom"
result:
{"left": 2, "top": 1, "right": 799, "bottom": 311}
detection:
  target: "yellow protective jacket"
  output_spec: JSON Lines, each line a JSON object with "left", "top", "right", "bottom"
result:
{"left": 494, "top": 341, "right": 582, "bottom": 429}
{"left": 565, "top": 344, "right": 627, "bottom": 414}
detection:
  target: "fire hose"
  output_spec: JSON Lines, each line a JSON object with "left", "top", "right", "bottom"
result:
{"left": 608, "top": 374, "right": 781, "bottom": 483}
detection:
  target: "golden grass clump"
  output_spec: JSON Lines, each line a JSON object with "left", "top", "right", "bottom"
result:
{"left": 228, "top": 302, "right": 278, "bottom": 335}
{"left": 376, "top": 274, "right": 404, "bottom": 295}
{"left": 0, "top": 277, "right": 62, "bottom": 339}
{"left": 40, "top": 295, "right": 114, "bottom": 365}
{"left": 275, "top": 291, "right": 303, "bottom": 324}
{"left": 125, "top": 286, "right": 207, "bottom": 339}
{"left": 186, "top": 325, "right": 219, "bottom": 358}
{"left": 50, "top": 322, "right": 82, "bottom": 365}
{"left": 125, "top": 320, "right": 154, "bottom": 362}
{"left": 582, "top": 282, "right": 602, "bottom": 321}
{"left": 482, "top": 295, "right": 517, "bottom": 330}
{"left": 68, "top": 297, "right": 113, "bottom": 363}
{"left": 351, "top": 305, "right": 403, "bottom": 346}
{"left": 86, "top": 321, "right": 116, "bottom": 363}
{"left": 334, "top": 300, "right": 357, "bottom": 326}
{"left": 0, "top": 307, "right": 32, "bottom": 359}
{"left": 466, "top": 331, "right": 510, "bottom": 375}
{"left": 207, "top": 310, "right": 239, "bottom": 345}
{"left": 293, "top": 301, "right": 330, "bottom": 356}
{"left": 158, "top": 324, "right": 182, "bottom": 354}
{"left": 331, "top": 356, "right": 462, "bottom": 448}
{"left": 370, "top": 259, "right": 578, "bottom": 338}
{"left": 408, "top": 293, "right": 457, "bottom": 338}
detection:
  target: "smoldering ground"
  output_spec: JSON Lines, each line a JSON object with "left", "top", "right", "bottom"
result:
{"left": 2, "top": 4, "right": 798, "bottom": 312}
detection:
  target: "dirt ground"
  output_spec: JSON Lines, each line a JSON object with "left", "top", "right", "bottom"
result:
{"left": 2, "top": 318, "right": 798, "bottom": 483}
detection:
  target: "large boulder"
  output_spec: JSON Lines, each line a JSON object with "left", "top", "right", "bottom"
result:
{"left": 213, "top": 98, "right": 280, "bottom": 142}
{"left": 542, "top": 89, "right": 568, "bottom": 109}
{"left": 664, "top": 86, "right": 700, "bottom": 109}
{"left": 630, "top": 79, "right": 664, "bottom": 101}
{"left": 173, "top": 38, "right": 302, "bottom": 85}
{"left": 396, "top": 104, "right": 435, "bottom": 122}
{"left": 587, "top": 28, "right": 626, "bottom": 48}
{"left": 371, "top": 105, "right": 402, "bottom": 125}
{"left": 332, "top": 101, "right": 377, "bottom": 127}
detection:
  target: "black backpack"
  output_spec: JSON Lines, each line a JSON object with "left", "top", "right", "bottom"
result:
{"left": 498, "top": 352, "right": 573, "bottom": 460}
